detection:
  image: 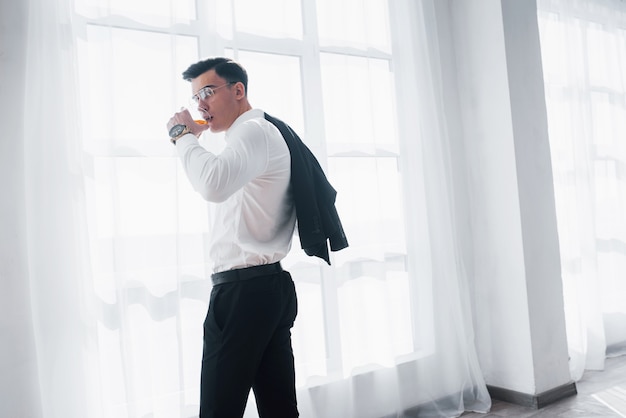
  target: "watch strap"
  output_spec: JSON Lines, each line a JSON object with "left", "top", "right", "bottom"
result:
{"left": 170, "top": 126, "right": 191, "bottom": 144}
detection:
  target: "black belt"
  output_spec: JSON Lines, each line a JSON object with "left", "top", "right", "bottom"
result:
{"left": 211, "top": 262, "right": 283, "bottom": 286}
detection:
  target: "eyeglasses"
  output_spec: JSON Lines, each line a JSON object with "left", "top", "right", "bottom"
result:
{"left": 191, "top": 82, "right": 234, "bottom": 104}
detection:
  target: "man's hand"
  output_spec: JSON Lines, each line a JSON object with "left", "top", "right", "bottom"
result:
{"left": 166, "top": 108, "right": 210, "bottom": 138}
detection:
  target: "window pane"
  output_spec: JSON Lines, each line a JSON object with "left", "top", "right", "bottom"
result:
{"left": 338, "top": 273, "right": 413, "bottom": 375}
{"left": 125, "top": 306, "right": 180, "bottom": 414}
{"left": 591, "top": 92, "right": 620, "bottom": 148}
{"left": 538, "top": 13, "right": 568, "bottom": 83}
{"left": 236, "top": 50, "right": 305, "bottom": 135}
{"left": 329, "top": 156, "right": 406, "bottom": 263}
{"left": 233, "top": 0, "right": 303, "bottom": 39}
{"left": 317, "top": 0, "right": 391, "bottom": 52}
{"left": 587, "top": 24, "right": 618, "bottom": 90}
{"left": 78, "top": 25, "right": 198, "bottom": 153}
{"left": 75, "top": 0, "right": 196, "bottom": 25}
{"left": 321, "top": 53, "right": 398, "bottom": 154}
{"left": 292, "top": 281, "right": 328, "bottom": 386}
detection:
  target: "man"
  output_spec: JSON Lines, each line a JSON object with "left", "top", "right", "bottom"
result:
{"left": 166, "top": 57, "right": 347, "bottom": 418}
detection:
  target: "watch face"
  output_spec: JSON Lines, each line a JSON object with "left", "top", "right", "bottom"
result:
{"left": 169, "top": 124, "right": 186, "bottom": 138}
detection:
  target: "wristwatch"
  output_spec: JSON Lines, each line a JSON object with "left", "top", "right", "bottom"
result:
{"left": 169, "top": 124, "right": 191, "bottom": 144}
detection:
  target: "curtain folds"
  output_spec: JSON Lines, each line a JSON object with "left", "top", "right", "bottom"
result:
{"left": 10, "top": 0, "right": 492, "bottom": 416}
{"left": 19, "top": 0, "right": 98, "bottom": 416}
{"left": 537, "top": 0, "right": 626, "bottom": 380}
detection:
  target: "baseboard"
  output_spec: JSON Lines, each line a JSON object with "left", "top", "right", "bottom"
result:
{"left": 487, "top": 381, "right": 577, "bottom": 409}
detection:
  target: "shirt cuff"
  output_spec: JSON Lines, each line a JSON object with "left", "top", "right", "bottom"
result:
{"left": 174, "top": 133, "right": 198, "bottom": 151}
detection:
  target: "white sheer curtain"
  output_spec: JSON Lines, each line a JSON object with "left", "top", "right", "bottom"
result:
{"left": 8, "top": 0, "right": 97, "bottom": 416}
{"left": 537, "top": 0, "right": 626, "bottom": 381}
{"left": 6, "top": 0, "right": 491, "bottom": 416}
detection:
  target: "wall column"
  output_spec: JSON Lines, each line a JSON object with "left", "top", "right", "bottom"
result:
{"left": 438, "top": 0, "right": 574, "bottom": 407}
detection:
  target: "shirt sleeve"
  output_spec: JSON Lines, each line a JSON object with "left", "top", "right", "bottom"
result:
{"left": 175, "top": 122, "right": 269, "bottom": 202}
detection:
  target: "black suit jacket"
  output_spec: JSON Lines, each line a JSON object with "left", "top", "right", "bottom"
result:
{"left": 264, "top": 113, "right": 348, "bottom": 264}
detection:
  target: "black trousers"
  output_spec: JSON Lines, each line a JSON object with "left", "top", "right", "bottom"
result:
{"left": 199, "top": 269, "right": 299, "bottom": 418}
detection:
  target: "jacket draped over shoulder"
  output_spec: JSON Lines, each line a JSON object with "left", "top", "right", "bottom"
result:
{"left": 264, "top": 113, "right": 349, "bottom": 265}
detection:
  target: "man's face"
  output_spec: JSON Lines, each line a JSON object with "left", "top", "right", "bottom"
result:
{"left": 191, "top": 69, "right": 239, "bottom": 133}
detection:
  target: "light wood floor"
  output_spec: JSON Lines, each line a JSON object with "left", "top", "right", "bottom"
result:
{"left": 462, "top": 355, "right": 626, "bottom": 417}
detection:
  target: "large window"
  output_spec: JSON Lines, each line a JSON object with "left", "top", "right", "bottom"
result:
{"left": 74, "top": 0, "right": 420, "bottom": 415}
{"left": 538, "top": 0, "right": 626, "bottom": 379}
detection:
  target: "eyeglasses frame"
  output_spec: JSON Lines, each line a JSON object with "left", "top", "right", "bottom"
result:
{"left": 191, "top": 82, "right": 235, "bottom": 104}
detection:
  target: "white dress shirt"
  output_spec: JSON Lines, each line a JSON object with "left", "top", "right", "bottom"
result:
{"left": 176, "top": 109, "right": 296, "bottom": 273}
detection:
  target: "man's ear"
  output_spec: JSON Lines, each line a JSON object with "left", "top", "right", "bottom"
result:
{"left": 234, "top": 82, "right": 245, "bottom": 98}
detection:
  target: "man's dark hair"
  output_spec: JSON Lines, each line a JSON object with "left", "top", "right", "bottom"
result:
{"left": 182, "top": 57, "right": 248, "bottom": 93}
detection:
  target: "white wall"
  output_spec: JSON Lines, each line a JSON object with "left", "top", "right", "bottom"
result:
{"left": 0, "top": 0, "right": 44, "bottom": 417}
{"left": 500, "top": 0, "right": 571, "bottom": 394}
{"left": 436, "top": 0, "right": 572, "bottom": 395}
